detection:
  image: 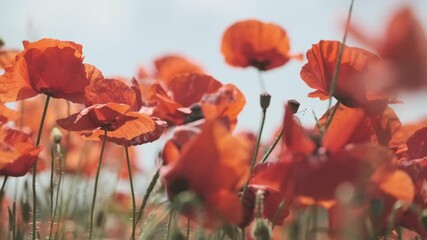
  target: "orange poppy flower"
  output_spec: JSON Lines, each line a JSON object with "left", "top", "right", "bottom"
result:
{"left": 0, "top": 38, "right": 94, "bottom": 103}
{"left": 282, "top": 103, "right": 409, "bottom": 201}
{"left": 161, "top": 119, "right": 251, "bottom": 227}
{"left": 300, "top": 40, "right": 392, "bottom": 112}
{"left": 242, "top": 162, "right": 293, "bottom": 227}
{"left": 154, "top": 55, "right": 204, "bottom": 86}
{"left": 0, "top": 127, "right": 42, "bottom": 176}
{"left": 221, "top": 19, "right": 301, "bottom": 71}
{"left": 57, "top": 77, "right": 167, "bottom": 146}
{"left": 144, "top": 73, "right": 245, "bottom": 127}
{"left": 349, "top": 6, "right": 427, "bottom": 90}
{"left": 0, "top": 49, "right": 19, "bottom": 70}
{"left": 318, "top": 104, "right": 405, "bottom": 154}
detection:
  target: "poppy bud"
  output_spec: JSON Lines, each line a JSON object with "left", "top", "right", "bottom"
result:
{"left": 50, "top": 127, "right": 62, "bottom": 144}
{"left": 260, "top": 93, "right": 271, "bottom": 110}
{"left": 252, "top": 218, "right": 272, "bottom": 240}
{"left": 255, "top": 189, "right": 265, "bottom": 218}
{"left": 287, "top": 99, "right": 300, "bottom": 114}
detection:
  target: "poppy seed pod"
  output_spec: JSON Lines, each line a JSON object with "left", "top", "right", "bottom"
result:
{"left": 260, "top": 93, "right": 271, "bottom": 110}
{"left": 287, "top": 99, "right": 300, "bottom": 114}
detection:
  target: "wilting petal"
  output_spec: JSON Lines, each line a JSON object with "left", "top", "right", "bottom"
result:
{"left": 221, "top": 19, "right": 300, "bottom": 70}
{"left": 56, "top": 103, "right": 131, "bottom": 131}
{"left": 82, "top": 112, "right": 167, "bottom": 146}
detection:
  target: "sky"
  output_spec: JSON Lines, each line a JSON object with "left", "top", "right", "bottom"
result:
{"left": 1, "top": 0, "right": 427, "bottom": 169}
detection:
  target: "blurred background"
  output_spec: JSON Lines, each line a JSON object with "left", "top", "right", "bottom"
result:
{"left": 1, "top": 0, "right": 427, "bottom": 170}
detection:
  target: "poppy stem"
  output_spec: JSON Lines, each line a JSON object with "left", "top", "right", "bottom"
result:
{"left": 325, "top": 0, "right": 355, "bottom": 131}
{"left": 125, "top": 146, "right": 136, "bottom": 240}
{"left": 186, "top": 217, "right": 191, "bottom": 240}
{"left": 135, "top": 167, "right": 160, "bottom": 224}
{"left": 257, "top": 70, "right": 267, "bottom": 93}
{"left": 12, "top": 201, "right": 16, "bottom": 239}
{"left": 88, "top": 129, "right": 108, "bottom": 240}
{"left": 260, "top": 128, "right": 284, "bottom": 163}
{"left": 241, "top": 106, "right": 267, "bottom": 198}
{"left": 165, "top": 210, "right": 173, "bottom": 240}
{"left": 49, "top": 144, "right": 63, "bottom": 240}
{"left": 49, "top": 147, "right": 55, "bottom": 240}
{"left": 32, "top": 94, "right": 51, "bottom": 240}
{"left": 0, "top": 176, "right": 8, "bottom": 201}
{"left": 322, "top": 102, "right": 340, "bottom": 136}
{"left": 271, "top": 200, "right": 286, "bottom": 230}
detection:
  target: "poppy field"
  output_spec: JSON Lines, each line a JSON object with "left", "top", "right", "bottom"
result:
{"left": 1, "top": 1, "right": 427, "bottom": 239}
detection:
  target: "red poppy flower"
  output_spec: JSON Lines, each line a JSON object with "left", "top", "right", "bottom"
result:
{"left": 161, "top": 119, "right": 251, "bottom": 227}
{"left": 0, "top": 38, "right": 94, "bottom": 103}
{"left": 282, "top": 103, "right": 409, "bottom": 201}
{"left": 143, "top": 73, "right": 245, "bottom": 127}
{"left": 0, "top": 127, "right": 42, "bottom": 176}
{"left": 221, "top": 19, "right": 301, "bottom": 71}
{"left": 57, "top": 77, "right": 167, "bottom": 146}
{"left": 349, "top": 6, "right": 427, "bottom": 90}
{"left": 300, "top": 40, "right": 392, "bottom": 112}
{"left": 242, "top": 162, "right": 293, "bottom": 227}
{"left": 319, "top": 104, "right": 405, "bottom": 154}
{"left": 154, "top": 55, "right": 204, "bottom": 86}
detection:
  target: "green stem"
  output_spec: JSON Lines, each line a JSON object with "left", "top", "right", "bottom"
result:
{"left": 0, "top": 176, "right": 8, "bottom": 201}
{"left": 88, "top": 129, "right": 108, "bottom": 240}
{"left": 323, "top": 102, "right": 340, "bottom": 136}
{"left": 257, "top": 70, "right": 266, "bottom": 93}
{"left": 324, "top": 0, "right": 355, "bottom": 135}
{"left": 49, "top": 147, "right": 55, "bottom": 240}
{"left": 241, "top": 107, "right": 267, "bottom": 199}
{"left": 12, "top": 201, "right": 16, "bottom": 240}
{"left": 125, "top": 147, "right": 136, "bottom": 240}
{"left": 49, "top": 144, "right": 63, "bottom": 240}
{"left": 260, "top": 128, "right": 284, "bottom": 163}
{"left": 32, "top": 94, "right": 51, "bottom": 240}
{"left": 165, "top": 210, "right": 173, "bottom": 240}
{"left": 136, "top": 168, "right": 160, "bottom": 224}
{"left": 271, "top": 200, "right": 286, "bottom": 230}
{"left": 186, "top": 217, "right": 191, "bottom": 240}
{"left": 326, "top": 0, "right": 355, "bottom": 111}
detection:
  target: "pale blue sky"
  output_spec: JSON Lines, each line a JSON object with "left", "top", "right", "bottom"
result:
{"left": 1, "top": 0, "right": 427, "bottom": 169}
